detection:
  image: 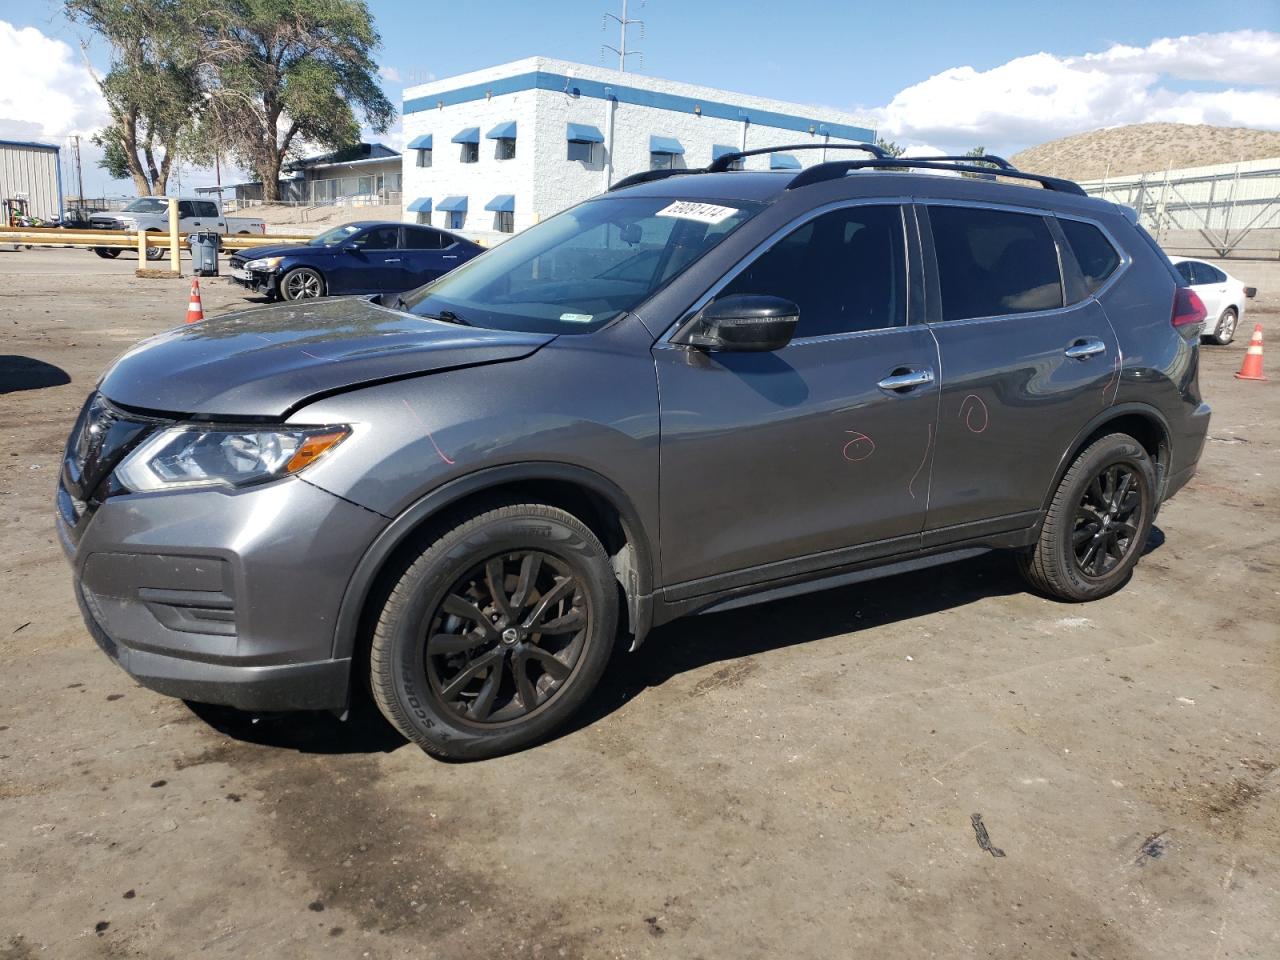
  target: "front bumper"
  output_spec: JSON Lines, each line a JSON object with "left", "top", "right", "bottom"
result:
{"left": 229, "top": 265, "right": 279, "bottom": 297}
{"left": 58, "top": 473, "right": 387, "bottom": 712}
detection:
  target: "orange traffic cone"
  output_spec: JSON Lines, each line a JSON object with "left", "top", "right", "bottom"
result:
{"left": 1234, "top": 324, "right": 1266, "bottom": 381}
{"left": 185, "top": 279, "right": 205, "bottom": 325}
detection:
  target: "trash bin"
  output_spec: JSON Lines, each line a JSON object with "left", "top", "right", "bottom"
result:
{"left": 187, "top": 231, "right": 221, "bottom": 277}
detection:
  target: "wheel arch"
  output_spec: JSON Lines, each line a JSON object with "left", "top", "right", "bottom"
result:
{"left": 331, "top": 462, "right": 658, "bottom": 669}
{"left": 1039, "top": 403, "right": 1173, "bottom": 519}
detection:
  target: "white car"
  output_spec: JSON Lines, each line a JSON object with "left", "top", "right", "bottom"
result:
{"left": 1170, "top": 257, "right": 1256, "bottom": 345}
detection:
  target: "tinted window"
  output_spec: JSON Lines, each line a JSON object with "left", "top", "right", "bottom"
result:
{"left": 929, "top": 206, "right": 1063, "bottom": 321}
{"left": 567, "top": 141, "right": 594, "bottom": 163}
{"left": 1199, "top": 263, "right": 1226, "bottom": 284}
{"left": 718, "top": 205, "right": 905, "bottom": 337}
{"left": 356, "top": 226, "right": 400, "bottom": 250}
{"left": 404, "top": 227, "right": 447, "bottom": 250}
{"left": 1175, "top": 261, "right": 1195, "bottom": 284}
{"left": 177, "top": 201, "right": 194, "bottom": 218}
{"left": 1060, "top": 218, "right": 1120, "bottom": 294}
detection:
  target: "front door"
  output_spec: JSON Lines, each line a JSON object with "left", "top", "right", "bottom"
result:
{"left": 655, "top": 203, "right": 939, "bottom": 595}
{"left": 919, "top": 203, "right": 1121, "bottom": 539}
{"left": 334, "top": 224, "right": 403, "bottom": 294}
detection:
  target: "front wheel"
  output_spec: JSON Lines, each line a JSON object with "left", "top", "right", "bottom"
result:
{"left": 280, "top": 266, "right": 324, "bottom": 300}
{"left": 369, "top": 503, "right": 619, "bottom": 759}
{"left": 1019, "top": 433, "right": 1156, "bottom": 601}
{"left": 1212, "top": 307, "right": 1238, "bottom": 346}
{"left": 93, "top": 247, "right": 121, "bottom": 259}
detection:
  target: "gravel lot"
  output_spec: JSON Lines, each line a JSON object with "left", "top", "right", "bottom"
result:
{"left": 2, "top": 246, "right": 1277, "bottom": 959}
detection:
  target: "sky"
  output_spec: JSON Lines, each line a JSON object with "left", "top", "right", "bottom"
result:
{"left": 1, "top": 0, "right": 1278, "bottom": 198}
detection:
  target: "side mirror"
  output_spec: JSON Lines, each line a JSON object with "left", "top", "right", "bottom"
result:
{"left": 682, "top": 294, "right": 799, "bottom": 352}
{"left": 342, "top": 243, "right": 360, "bottom": 253}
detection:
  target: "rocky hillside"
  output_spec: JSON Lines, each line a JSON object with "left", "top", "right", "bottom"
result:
{"left": 1010, "top": 123, "right": 1280, "bottom": 181}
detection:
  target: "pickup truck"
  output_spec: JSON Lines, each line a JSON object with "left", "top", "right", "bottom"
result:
{"left": 89, "top": 197, "right": 266, "bottom": 261}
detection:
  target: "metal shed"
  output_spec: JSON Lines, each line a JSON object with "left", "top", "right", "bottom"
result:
{"left": 0, "top": 139, "right": 63, "bottom": 222}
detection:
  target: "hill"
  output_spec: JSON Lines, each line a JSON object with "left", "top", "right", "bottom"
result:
{"left": 1010, "top": 123, "right": 1280, "bottom": 181}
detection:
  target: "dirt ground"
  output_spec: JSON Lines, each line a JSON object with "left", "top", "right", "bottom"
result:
{"left": 1, "top": 246, "right": 1277, "bottom": 960}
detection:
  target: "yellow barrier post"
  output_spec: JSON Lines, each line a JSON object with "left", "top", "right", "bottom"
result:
{"left": 136, "top": 226, "right": 147, "bottom": 262}
{"left": 168, "top": 198, "right": 180, "bottom": 272}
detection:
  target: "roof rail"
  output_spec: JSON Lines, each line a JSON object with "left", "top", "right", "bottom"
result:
{"left": 609, "top": 168, "right": 701, "bottom": 192}
{"left": 787, "top": 158, "right": 1086, "bottom": 195}
{"left": 706, "top": 142, "right": 887, "bottom": 173}
{"left": 894, "top": 153, "right": 1014, "bottom": 171}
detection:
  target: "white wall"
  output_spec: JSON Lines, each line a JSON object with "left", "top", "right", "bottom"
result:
{"left": 0, "top": 143, "right": 60, "bottom": 220}
{"left": 402, "top": 57, "right": 876, "bottom": 233}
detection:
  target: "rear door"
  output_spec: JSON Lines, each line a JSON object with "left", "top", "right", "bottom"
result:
{"left": 655, "top": 202, "right": 940, "bottom": 594}
{"left": 918, "top": 203, "right": 1122, "bottom": 542}
{"left": 401, "top": 226, "right": 457, "bottom": 288}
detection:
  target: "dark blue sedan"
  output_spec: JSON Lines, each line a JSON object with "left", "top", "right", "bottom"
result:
{"left": 229, "top": 221, "right": 484, "bottom": 301}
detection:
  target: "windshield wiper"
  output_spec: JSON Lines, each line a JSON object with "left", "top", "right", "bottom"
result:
{"left": 430, "top": 309, "right": 471, "bottom": 326}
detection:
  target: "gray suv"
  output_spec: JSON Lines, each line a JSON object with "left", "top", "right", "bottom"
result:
{"left": 57, "top": 146, "right": 1211, "bottom": 759}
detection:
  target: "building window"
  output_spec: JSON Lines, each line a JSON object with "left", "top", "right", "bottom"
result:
{"left": 495, "top": 211, "right": 514, "bottom": 233}
{"left": 416, "top": 148, "right": 432, "bottom": 167}
{"left": 495, "top": 138, "right": 516, "bottom": 161}
{"left": 416, "top": 211, "right": 431, "bottom": 226}
{"left": 449, "top": 211, "right": 465, "bottom": 230}
{"left": 568, "top": 140, "right": 595, "bottom": 163}
{"left": 649, "top": 136, "right": 684, "bottom": 171}
{"left": 460, "top": 141, "right": 478, "bottom": 164}
{"left": 650, "top": 152, "right": 675, "bottom": 171}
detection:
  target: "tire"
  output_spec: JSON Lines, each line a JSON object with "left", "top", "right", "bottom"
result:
{"left": 1213, "top": 307, "right": 1238, "bottom": 346}
{"left": 1019, "top": 433, "right": 1156, "bottom": 602}
{"left": 93, "top": 247, "right": 121, "bottom": 259}
{"left": 144, "top": 233, "right": 165, "bottom": 261}
{"left": 369, "top": 503, "right": 618, "bottom": 760}
{"left": 280, "top": 266, "right": 325, "bottom": 300}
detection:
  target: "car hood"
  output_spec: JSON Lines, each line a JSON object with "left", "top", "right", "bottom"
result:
{"left": 98, "top": 297, "right": 555, "bottom": 418}
{"left": 234, "top": 242, "right": 318, "bottom": 260}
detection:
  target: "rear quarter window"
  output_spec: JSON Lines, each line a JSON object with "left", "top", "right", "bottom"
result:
{"left": 1059, "top": 218, "right": 1121, "bottom": 294}
{"left": 928, "top": 206, "right": 1063, "bottom": 321}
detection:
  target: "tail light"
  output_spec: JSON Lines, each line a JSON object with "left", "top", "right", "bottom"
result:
{"left": 1172, "top": 287, "right": 1207, "bottom": 329}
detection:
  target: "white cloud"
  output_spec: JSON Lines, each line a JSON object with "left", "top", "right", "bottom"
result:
{"left": 868, "top": 30, "right": 1280, "bottom": 154}
{"left": 0, "top": 20, "right": 107, "bottom": 143}
{"left": 378, "top": 64, "right": 402, "bottom": 85}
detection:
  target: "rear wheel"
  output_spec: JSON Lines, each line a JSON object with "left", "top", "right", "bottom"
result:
{"left": 280, "top": 266, "right": 324, "bottom": 300}
{"left": 1019, "top": 433, "right": 1156, "bottom": 601}
{"left": 1213, "top": 307, "right": 1238, "bottom": 345}
{"left": 369, "top": 503, "right": 618, "bottom": 759}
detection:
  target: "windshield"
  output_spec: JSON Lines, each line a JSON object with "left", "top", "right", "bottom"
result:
{"left": 122, "top": 198, "right": 170, "bottom": 213}
{"left": 309, "top": 224, "right": 364, "bottom": 247}
{"left": 400, "top": 195, "right": 761, "bottom": 334}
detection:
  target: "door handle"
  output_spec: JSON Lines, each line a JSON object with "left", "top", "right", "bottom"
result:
{"left": 877, "top": 369, "right": 935, "bottom": 391}
{"left": 384, "top": 258, "right": 402, "bottom": 263}
{"left": 442, "top": 255, "right": 458, "bottom": 260}
{"left": 1064, "top": 338, "right": 1106, "bottom": 360}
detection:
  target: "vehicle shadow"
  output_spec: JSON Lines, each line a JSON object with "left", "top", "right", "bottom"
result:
{"left": 0, "top": 356, "right": 71, "bottom": 394}
{"left": 184, "top": 531, "right": 1165, "bottom": 757}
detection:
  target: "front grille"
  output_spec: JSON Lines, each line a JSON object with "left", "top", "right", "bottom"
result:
{"left": 62, "top": 393, "right": 162, "bottom": 503}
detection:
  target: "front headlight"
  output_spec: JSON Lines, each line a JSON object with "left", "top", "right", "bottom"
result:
{"left": 115, "top": 425, "right": 350, "bottom": 492}
{"left": 245, "top": 256, "right": 283, "bottom": 272}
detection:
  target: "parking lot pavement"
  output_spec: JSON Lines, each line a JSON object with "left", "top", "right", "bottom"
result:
{"left": 2, "top": 246, "right": 1277, "bottom": 960}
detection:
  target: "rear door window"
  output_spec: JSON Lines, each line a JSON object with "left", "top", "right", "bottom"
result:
{"left": 928, "top": 206, "right": 1063, "bottom": 321}
{"left": 1175, "top": 261, "right": 1196, "bottom": 284}
{"left": 1059, "top": 218, "right": 1121, "bottom": 294}
{"left": 717, "top": 204, "right": 906, "bottom": 337}
{"left": 404, "top": 227, "right": 448, "bottom": 250}
{"left": 1198, "top": 263, "right": 1226, "bottom": 284}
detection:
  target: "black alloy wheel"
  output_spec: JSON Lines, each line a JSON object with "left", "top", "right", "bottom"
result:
{"left": 1071, "top": 463, "right": 1145, "bottom": 578}
{"left": 424, "top": 550, "right": 589, "bottom": 725}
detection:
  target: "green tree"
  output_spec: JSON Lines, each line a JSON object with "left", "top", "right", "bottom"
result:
{"left": 876, "top": 137, "right": 906, "bottom": 158}
{"left": 66, "top": 0, "right": 206, "bottom": 195}
{"left": 201, "top": 0, "right": 395, "bottom": 201}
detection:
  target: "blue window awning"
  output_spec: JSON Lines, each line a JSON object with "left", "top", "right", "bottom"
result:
{"left": 566, "top": 123, "right": 604, "bottom": 144}
{"left": 712, "top": 144, "right": 737, "bottom": 160}
{"left": 770, "top": 153, "right": 802, "bottom": 170}
{"left": 650, "top": 135, "right": 684, "bottom": 156}
{"left": 484, "top": 194, "right": 515, "bottom": 213}
{"left": 406, "top": 197, "right": 432, "bottom": 213}
{"left": 436, "top": 195, "right": 468, "bottom": 212}
{"left": 451, "top": 127, "right": 480, "bottom": 144}
{"left": 486, "top": 121, "right": 517, "bottom": 140}
{"left": 407, "top": 134, "right": 433, "bottom": 150}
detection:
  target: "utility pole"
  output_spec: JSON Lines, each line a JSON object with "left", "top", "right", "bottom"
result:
{"left": 602, "top": 0, "right": 644, "bottom": 72}
{"left": 71, "top": 135, "right": 85, "bottom": 206}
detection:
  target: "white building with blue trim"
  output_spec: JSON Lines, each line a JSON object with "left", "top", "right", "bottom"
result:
{"left": 400, "top": 57, "right": 875, "bottom": 236}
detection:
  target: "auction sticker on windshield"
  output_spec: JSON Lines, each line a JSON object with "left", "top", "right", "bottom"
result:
{"left": 655, "top": 201, "right": 739, "bottom": 225}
